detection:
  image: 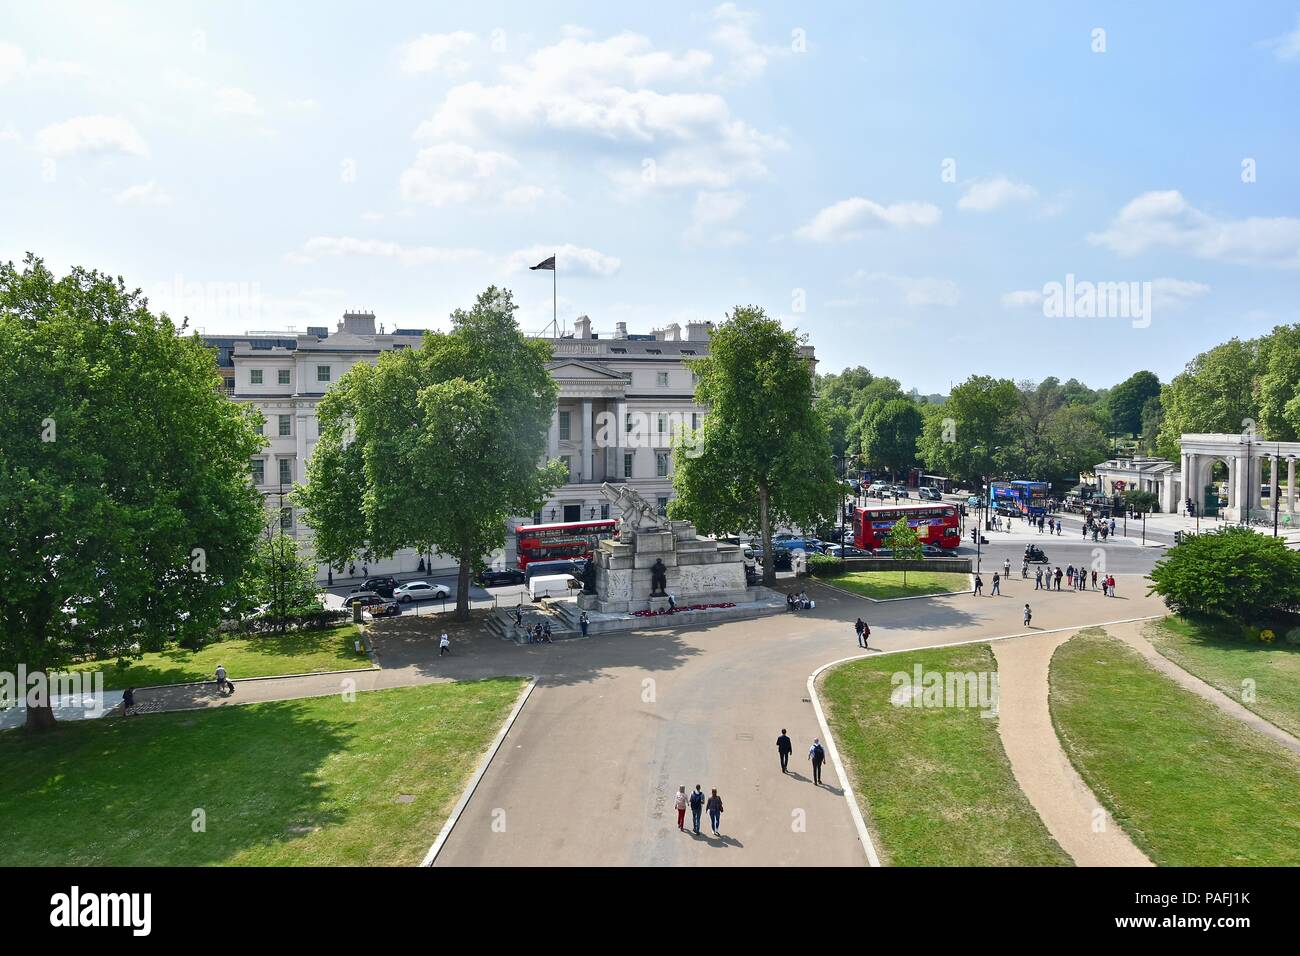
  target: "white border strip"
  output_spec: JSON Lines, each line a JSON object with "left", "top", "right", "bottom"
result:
{"left": 807, "top": 613, "right": 1162, "bottom": 868}
{"left": 810, "top": 574, "right": 975, "bottom": 604}
{"left": 419, "top": 677, "right": 538, "bottom": 867}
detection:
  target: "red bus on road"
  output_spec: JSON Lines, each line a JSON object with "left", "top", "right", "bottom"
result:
{"left": 515, "top": 519, "right": 617, "bottom": 569}
{"left": 854, "top": 503, "right": 961, "bottom": 552}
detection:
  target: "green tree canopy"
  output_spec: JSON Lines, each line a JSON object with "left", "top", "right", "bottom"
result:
{"left": 297, "top": 286, "right": 566, "bottom": 620}
{"left": 860, "top": 398, "right": 922, "bottom": 479}
{"left": 0, "top": 255, "right": 266, "bottom": 729}
{"left": 1157, "top": 338, "right": 1262, "bottom": 458}
{"left": 917, "top": 375, "right": 1019, "bottom": 486}
{"left": 1106, "top": 370, "right": 1161, "bottom": 435}
{"left": 1149, "top": 527, "right": 1300, "bottom": 622}
{"left": 670, "top": 306, "right": 839, "bottom": 584}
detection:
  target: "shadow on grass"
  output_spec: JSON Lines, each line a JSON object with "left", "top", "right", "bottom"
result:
{"left": 0, "top": 699, "right": 353, "bottom": 866}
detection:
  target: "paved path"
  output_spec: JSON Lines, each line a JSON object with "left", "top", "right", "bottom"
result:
{"left": 1105, "top": 620, "right": 1300, "bottom": 757}
{"left": 991, "top": 633, "right": 1153, "bottom": 867}
{"left": 107, "top": 573, "right": 1169, "bottom": 866}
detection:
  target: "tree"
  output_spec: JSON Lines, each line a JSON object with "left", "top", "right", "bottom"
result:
{"left": 1106, "top": 370, "right": 1161, "bottom": 435}
{"left": 1121, "top": 488, "right": 1160, "bottom": 516}
{"left": 0, "top": 255, "right": 265, "bottom": 729}
{"left": 670, "top": 306, "right": 840, "bottom": 585}
{"left": 297, "top": 286, "right": 566, "bottom": 621}
{"left": 1156, "top": 338, "right": 1261, "bottom": 459}
{"left": 1148, "top": 527, "right": 1300, "bottom": 622}
{"left": 883, "top": 517, "right": 922, "bottom": 585}
{"left": 1042, "top": 404, "right": 1111, "bottom": 484}
{"left": 860, "top": 398, "right": 922, "bottom": 480}
{"left": 1257, "top": 324, "right": 1300, "bottom": 442}
{"left": 241, "top": 531, "right": 322, "bottom": 629}
{"left": 917, "top": 375, "right": 1018, "bottom": 486}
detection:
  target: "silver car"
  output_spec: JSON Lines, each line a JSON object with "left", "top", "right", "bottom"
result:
{"left": 393, "top": 581, "right": 451, "bottom": 603}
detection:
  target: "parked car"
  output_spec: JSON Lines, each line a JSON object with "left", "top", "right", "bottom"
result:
{"left": 993, "top": 500, "right": 1021, "bottom": 517}
{"left": 825, "top": 544, "right": 872, "bottom": 558}
{"left": 752, "top": 546, "right": 792, "bottom": 571}
{"left": 343, "top": 590, "right": 382, "bottom": 608}
{"left": 891, "top": 486, "right": 910, "bottom": 498}
{"left": 921, "top": 545, "right": 957, "bottom": 557}
{"left": 475, "top": 568, "right": 526, "bottom": 587}
{"left": 345, "top": 591, "right": 399, "bottom": 615}
{"left": 393, "top": 581, "right": 451, "bottom": 603}
{"left": 966, "top": 495, "right": 983, "bottom": 508}
{"left": 917, "top": 487, "right": 942, "bottom": 501}
{"left": 360, "top": 576, "right": 399, "bottom": 597}
{"left": 780, "top": 538, "right": 825, "bottom": 554}
{"left": 362, "top": 598, "right": 401, "bottom": 619}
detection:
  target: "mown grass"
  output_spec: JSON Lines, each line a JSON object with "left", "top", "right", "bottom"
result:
{"left": 825, "top": 570, "right": 969, "bottom": 601}
{"left": 1145, "top": 615, "right": 1300, "bottom": 739}
{"left": 0, "top": 678, "right": 526, "bottom": 866}
{"left": 821, "top": 643, "right": 1069, "bottom": 866}
{"left": 1050, "top": 628, "right": 1300, "bottom": 866}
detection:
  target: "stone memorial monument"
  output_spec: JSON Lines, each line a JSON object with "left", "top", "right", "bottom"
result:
{"left": 574, "top": 482, "right": 755, "bottom": 615}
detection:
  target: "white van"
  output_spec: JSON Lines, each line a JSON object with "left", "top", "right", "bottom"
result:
{"left": 529, "top": 574, "right": 577, "bottom": 600}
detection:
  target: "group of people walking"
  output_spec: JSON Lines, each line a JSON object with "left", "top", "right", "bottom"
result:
{"left": 1032, "top": 565, "right": 1117, "bottom": 595}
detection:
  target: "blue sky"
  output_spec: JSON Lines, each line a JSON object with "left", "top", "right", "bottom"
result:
{"left": 2, "top": 1, "right": 1299, "bottom": 393}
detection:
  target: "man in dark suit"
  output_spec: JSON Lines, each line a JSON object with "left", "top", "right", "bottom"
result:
{"left": 777, "top": 728, "right": 793, "bottom": 773}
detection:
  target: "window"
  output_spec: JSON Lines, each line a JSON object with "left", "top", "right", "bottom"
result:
{"left": 254, "top": 420, "right": 264, "bottom": 436}
{"left": 251, "top": 459, "right": 264, "bottom": 484}
{"left": 624, "top": 452, "right": 635, "bottom": 478}
{"left": 625, "top": 412, "right": 635, "bottom": 434}
{"left": 610, "top": 347, "right": 627, "bottom": 354}
{"left": 278, "top": 369, "right": 291, "bottom": 385}
{"left": 656, "top": 371, "right": 669, "bottom": 387}
{"left": 280, "top": 507, "right": 293, "bottom": 531}
{"left": 250, "top": 369, "right": 263, "bottom": 385}
{"left": 657, "top": 496, "right": 669, "bottom": 514}
{"left": 681, "top": 349, "right": 696, "bottom": 355}
{"left": 223, "top": 377, "right": 235, "bottom": 391}
{"left": 647, "top": 348, "right": 662, "bottom": 355}
{"left": 601, "top": 504, "right": 610, "bottom": 519}
{"left": 656, "top": 452, "right": 669, "bottom": 477}
{"left": 278, "top": 414, "right": 291, "bottom": 436}
{"left": 558, "top": 411, "right": 571, "bottom": 441}
{"left": 657, "top": 413, "right": 667, "bottom": 435}
{"left": 621, "top": 371, "right": 633, "bottom": 385}
{"left": 692, "top": 412, "right": 700, "bottom": 430}
{"left": 317, "top": 365, "right": 331, "bottom": 383}
{"left": 279, "top": 458, "right": 293, "bottom": 485}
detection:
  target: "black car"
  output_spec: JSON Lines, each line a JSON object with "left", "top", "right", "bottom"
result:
{"left": 752, "top": 546, "right": 792, "bottom": 571}
{"left": 360, "top": 576, "right": 398, "bottom": 597}
{"left": 476, "top": 568, "right": 526, "bottom": 587}
{"left": 524, "top": 558, "right": 588, "bottom": 583}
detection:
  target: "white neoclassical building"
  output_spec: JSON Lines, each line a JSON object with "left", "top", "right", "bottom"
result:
{"left": 206, "top": 311, "right": 806, "bottom": 580}
{"left": 1094, "top": 433, "right": 1300, "bottom": 520}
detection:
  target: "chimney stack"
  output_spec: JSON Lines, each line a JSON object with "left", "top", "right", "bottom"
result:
{"left": 574, "top": 314, "right": 592, "bottom": 339}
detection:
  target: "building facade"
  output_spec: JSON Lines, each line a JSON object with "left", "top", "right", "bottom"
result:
{"left": 206, "top": 311, "right": 807, "bottom": 581}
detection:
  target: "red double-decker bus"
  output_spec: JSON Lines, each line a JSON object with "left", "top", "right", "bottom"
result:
{"left": 854, "top": 503, "right": 961, "bottom": 552}
{"left": 515, "top": 519, "right": 618, "bottom": 569}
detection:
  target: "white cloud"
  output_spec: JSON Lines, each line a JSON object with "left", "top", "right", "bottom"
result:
{"left": 214, "top": 86, "right": 265, "bottom": 117}
{"left": 1151, "top": 277, "right": 1211, "bottom": 310}
{"left": 686, "top": 189, "right": 747, "bottom": 244}
{"left": 795, "top": 197, "right": 941, "bottom": 242}
{"left": 957, "top": 177, "right": 1037, "bottom": 212}
{"left": 501, "top": 185, "right": 547, "bottom": 208}
{"left": 115, "top": 181, "right": 172, "bottom": 206}
{"left": 0, "top": 124, "right": 21, "bottom": 145}
{"left": 292, "top": 236, "right": 482, "bottom": 267}
{"left": 850, "top": 271, "right": 959, "bottom": 308}
{"left": 1001, "top": 289, "right": 1044, "bottom": 308}
{"left": 0, "top": 42, "right": 89, "bottom": 86}
{"left": 283, "top": 98, "right": 320, "bottom": 113}
{"left": 1088, "top": 190, "right": 1300, "bottom": 268}
{"left": 710, "top": 3, "right": 786, "bottom": 84}
{"left": 399, "top": 142, "right": 542, "bottom": 207}
{"left": 410, "top": 30, "right": 776, "bottom": 194}
{"left": 36, "top": 115, "right": 149, "bottom": 158}
{"left": 506, "top": 244, "right": 621, "bottom": 277}
{"left": 1261, "top": 15, "right": 1300, "bottom": 61}
{"left": 399, "top": 31, "right": 477, "bottom": 75}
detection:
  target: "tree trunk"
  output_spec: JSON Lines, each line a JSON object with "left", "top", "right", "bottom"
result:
{"left": 25, "top": 701, "right": 57, "bottom": 732}
{"left": 455, "top": 547, "right": 472, "bottom": 622}
{"left": 758, "top": 480, "right": 775, "bottom": 586}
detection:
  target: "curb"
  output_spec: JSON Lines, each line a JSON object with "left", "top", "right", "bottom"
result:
{"left": 807, "top": 612, "right": 1164, "bottom": 869}
{"left": 419, "top": 676, "right": 539, "bottom": 867}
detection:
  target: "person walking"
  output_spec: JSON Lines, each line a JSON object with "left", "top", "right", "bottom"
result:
{"left": 991, "top": 572, "right": 1001, "bottom": 596}
{"left": 1003, "top": 557, "right": 1011, "bottom": 577}
{"left": 1107, "top": 574, "right": 1116, "bottom": 597}
{"left": 860, "top": 618, "right": 871, "bottom": 649}
{"left": 1091, "top": 569, "right": 1098, "bottom": 590}
{"left": 1023, "top": 603, "right": 1032, "bottom": 627}
{"left": 689, "top": 785, "right": 704, "bottom": 834}
{"left": 1021, "top": 560, "right": 1029, "bottom": 579}
{"left": 808, "top": 738, "right": 827, "bottom": 785}
{"left": 1066, "top": 565, "right": 1074, "bottom": 588}
{"left": 1054, "top": 566, "right": 1063, "bottom": 590}
{"left": 439, "top": 632, "right": 450, "bottom": 656}
{"left": 777, "top": 728, "right": 793, "bottom": 773}
{"left": 579, "top": 611, "right": 589, "bottom": 637}
{"left": 122, "top": 687, "right": 135, "bottom": 717}
{"left": 854, "top": 618, "right": 865, "bottom": 647}
{"left": 214, "top": 664, "right": 233, "bottom": 695}
{"left": 973, "top": 574, "right": 983, "bottom": 596}
{"left": 674, "top": 785, "right": 688, "bottom": 831}
{"left": 706, "top": 789, "right": 724, "bottom": 836}
{"left": 1034, "top": 567, "right": 1043, "bottom": 590}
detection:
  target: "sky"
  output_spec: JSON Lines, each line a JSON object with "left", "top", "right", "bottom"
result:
{"left": 2, "top": 1, "right": 1299, "bottom": 394}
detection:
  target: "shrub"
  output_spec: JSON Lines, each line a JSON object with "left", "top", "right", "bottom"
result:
{"left": 807, "top": 553, "right": 846, "bottom": 577}
{"left": 1149, "top": 526, "right": 1300, "bottom": 623}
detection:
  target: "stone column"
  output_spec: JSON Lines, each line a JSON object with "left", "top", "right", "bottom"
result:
{"left": 1288, "top": 456, "right": 1296, "bottom": 514}
{"left": 1227, "top": 456, "right": 1237, "bottom": 514}
{"left": 1269, "top": 453, "right": 1279, "bottom": 516}
{"left": 581, "top": 399, "right": 593, "bottom": 482}
{"left": 615, "top": 399, "right": 626, "bottom": 479}
{"left": 548, "top": 406, "right": 559, "bottom": 460}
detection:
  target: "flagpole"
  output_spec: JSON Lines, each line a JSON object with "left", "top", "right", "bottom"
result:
{"left": 552, "top": 252, "right": 557, "bottom": 333}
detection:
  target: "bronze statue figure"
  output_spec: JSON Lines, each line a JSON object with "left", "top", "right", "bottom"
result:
{"left": 650, "top": 558, "right": 668, "bottom": 596}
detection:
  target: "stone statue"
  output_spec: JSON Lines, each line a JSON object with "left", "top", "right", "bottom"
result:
{"left": 600, "top": 482, "right": 671, "bottom": 536}
{"left": 580, "top": 558, "right": 598, "bottom": 595}
{"left": 650, "top": 558, "right": 668, "bottom": 596}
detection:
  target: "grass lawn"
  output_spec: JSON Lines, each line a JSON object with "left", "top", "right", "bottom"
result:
{"left": 1050, "top": 628, "right": 1300, "bottom": 866}
{"left": 824, "top": 570, "right": 969, "bottom": 600}
{"left": 62, "top": 624, "right": 369, "bottom": 692}
{"left": 1145, "top": 615, "right": 1300, "bottom": 740}
{"left": 0, "top": 678, "right": 526, "bottom": 866}
{"left": 821, "top": 643, "right": 1069, "bottom": 866}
